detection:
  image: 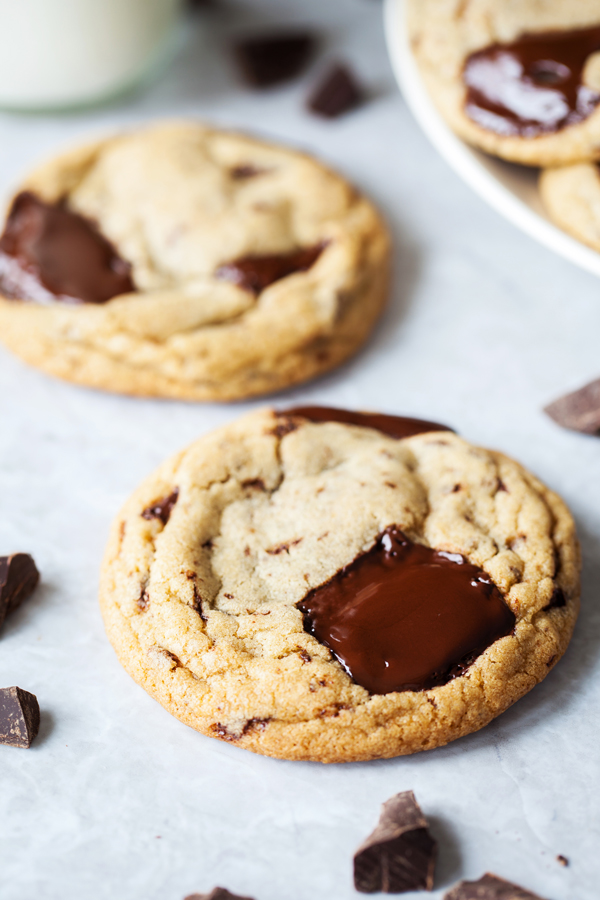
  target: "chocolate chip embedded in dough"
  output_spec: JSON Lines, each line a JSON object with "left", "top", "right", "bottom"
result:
{"left": 354, "top": 791, "right": 436, "bottom": 893}
{"left": 0, "top": 553, "right": 40, "bottom": 633}
{"left": 443, "top": 873, "right": 549, "bottom": 900}
{"left": 141, "top": 489, "right": 179, "bottom": 526}
{"left": 215, "top": 245, "right": 324, "bottom": 296}
{"left": 0, "top": 686, "right": 40, "bottom": 748}
{"left": 0, "top": 191, "right": 134, "bottom": 304}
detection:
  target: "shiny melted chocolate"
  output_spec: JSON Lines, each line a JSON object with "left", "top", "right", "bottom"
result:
{"left": 463, "top": 26, "right": 600, "bottom": 137}
{"left": 0, "top": 191, "right": 134, "bottom": 304}
{"left": 281, "top": 406, "right": 451, "bottom": 439}
{"left": 215, "top": 244, "right": 324, "bottom": 295}
{"left": 298, "top": 527, "right": 515, "bottom": 694}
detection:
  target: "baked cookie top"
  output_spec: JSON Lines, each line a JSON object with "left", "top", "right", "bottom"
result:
{"left": 408, "top": 0, "right": 600, "bottom": 166}
{"left": 99, "top": 407, "right": 580, "bottom": 763}
{"left": 0, "top": 121, "right": 389, "bottom": 400}
{"left": 540, "top": 161, "right": 600, "bottom": 251}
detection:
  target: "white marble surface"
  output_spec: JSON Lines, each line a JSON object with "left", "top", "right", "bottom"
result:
{"left": 0, "top": 2, "right": 599, "bottom": 898}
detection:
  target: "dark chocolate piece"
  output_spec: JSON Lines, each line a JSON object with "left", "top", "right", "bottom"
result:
{"left": 298, "top": 527, "right": 515, "bottom": 695}
{"left": 185, "top": 888, "right": 255, "bottom": 900}
{"left": 234, "top": 32, "right": 316, "bottom": 88}
{"left": 556, "top": 855, "right": 569, "bottom": 867}
{"left": 215, "top": 245, "right": 324, "bottom": 295}
{"left": 444, "top": 873, "right": 548, "bottom": 900}
{"left": 0, "top": 191, "right": 134, "bottom": 305}
{"left": 463, "top": 26, "right": 600, "bottom": 137}
{"left": 0, "top": 686, "right": 40, "bottom": 748}
{"left": 0, "top": 553, "right": 40, "bottom": 633}
{"left": 544, "top": 377, "right": 600, "bottom": 434}
{"left": 307, "top": 63, "right": 364, "bottom": 118}
{"left": 281, "top": 406, "right": 451, "bottom": 439}
{"left": 230, "top": 164, "right": 266, "bottom": 180}
{"left": 354, "top": 791, "right": 436, "bottom": 893}
{"left": 141, "top": 488, "right": 179, "bottom": 526}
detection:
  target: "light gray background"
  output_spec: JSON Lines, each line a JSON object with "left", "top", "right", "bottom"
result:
{"left": 0, "top": 2, "right": 598, "bottom": 898}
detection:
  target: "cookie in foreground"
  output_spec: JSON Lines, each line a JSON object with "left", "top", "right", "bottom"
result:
{"left": 408, "top": 0, "right": 600, "bottom": 166}
{"left": 0, "top": 121, "right": 389, "bottom": 401}
{"left": 99, "top": 407, "right": 580, "bottom": 763}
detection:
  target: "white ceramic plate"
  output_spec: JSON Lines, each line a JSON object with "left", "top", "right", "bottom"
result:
{"left": 384, "top": 0, "right": 600, "bottom": 279}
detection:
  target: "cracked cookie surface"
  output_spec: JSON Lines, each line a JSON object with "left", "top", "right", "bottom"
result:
{"left": 408, "top": 0, "right": 600, "bottom": 166}
{"left": 0, "top": 121, "right": 389, "bottom": 400}
{"left": 99, "top": 408, "right": 580, "bottom": 763}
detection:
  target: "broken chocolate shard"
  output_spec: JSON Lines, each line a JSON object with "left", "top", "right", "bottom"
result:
{"left": 0, "top": 686, "right": 40, "bottom": 748}
{"left": 444, "top": 873, "right": 549, "bottom": 900}
{"left": 308, "top": 63, "right": 364, "bottom": 118}
{"left": 185, "top": 889, "right": 256, "bottom": 900}
{"left": 141, "top": 488, "right": 179, "bottom": 526}
{"left": 0, "top": 553, "right": 40, "bottom": 633}
{"left": 544, "top": 378, "right": 600, "bottom": 434}
{"left": 234, "top": 31, "right": 316, "bottom": 88}
{"left": 354, "top": 791, "right": 436, "bottom": 893}
{"left": 280, "top": 406, "right": 451, "bottom": 439}
{"left": 0, "top": 191, "right": 135, "bottom": 305}
{"left": 298, "top": 527, "right": 515, "bottom": 695}
{"left": 215, "top": 245, "right": 324, "bottom": 295}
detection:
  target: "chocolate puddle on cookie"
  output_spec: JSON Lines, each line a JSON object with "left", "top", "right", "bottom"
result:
{"left": 280, "top": 406, "right": 451, "bottom": 439}
{"left": 0, "top": 191, "right": 135, "bottom": 304}
{"left": 463, "top": 25, "right": 600, "bottom": 137}
{"left": 215, "top": 244, "right": 324, "bottom": 296}
{"left": 298, "top": 527, "right": 515, "bottom": 694}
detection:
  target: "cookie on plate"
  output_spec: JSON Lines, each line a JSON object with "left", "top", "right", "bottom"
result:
{"left": 408, "top": 0, "right": 600, "bottom": 166}
{"left": 0, "top": 122, "right": 389, "bottom": 401}
{"left": 540, "top": 162, "right": 600, "bottom": 250}
{"left": 100, "top": 406, "right": 580, "bottom": 763}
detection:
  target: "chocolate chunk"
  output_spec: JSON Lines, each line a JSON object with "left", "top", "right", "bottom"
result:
{"left": 0, "top": 553, "right": 40, "bottom": 633}
{"left": 556, "top": 855, "right": 569, "bottom": 867}
{"left": 0, "top": 686, "right": 40, "bottom": 748}
{"left": 298, "top": 527, "right": 515, "bottom": 695}
{"left": 234, "top": 32, "right": 316, "bottom": 88}
{"left": 307, "top": 63, "right": 364, "bottom": 118}
{"left": 463, "top": 26, "right": 600, "bottom": 138}
{"left": 281, "top": 406, "right": 451, "bottom": 439}
{"left": 185, "top": 890, "right": 255, "bottom": 900}
{"left": 444, "top": 873, "right": 548, "bottom": 900}
{"left": 215, "top": 245, "right": 324, "bottom": 295}
{"left": 543, "top": 587, "right": 567, "bottom": 611}
{"left": 141, "top": 488, "right": 179, "bottom": 526}
{"left": 230, "top": 164, "right": 265, "bottom": 180}
{"left": 544, "top": 377, "right": 600, "bottom": 434}
{"left": 354, "top": 791, "right": 436, "bottom": 893}
{"left": 0, "top": 191, "right": 134, "bottom": 304}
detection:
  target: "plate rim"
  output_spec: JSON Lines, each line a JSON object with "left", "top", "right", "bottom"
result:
{"left": 383, "top": 0, "right": 600, "bottom": 279}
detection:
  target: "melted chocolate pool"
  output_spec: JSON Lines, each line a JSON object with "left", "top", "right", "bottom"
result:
{"left": 463, "top": 25, "right": 600, "bottom": 137}
{"left": 0, "top": 191, "right": 134, "bottom": 304}
{"left": 298, "top": 527, "right": 515, "bottom": 694}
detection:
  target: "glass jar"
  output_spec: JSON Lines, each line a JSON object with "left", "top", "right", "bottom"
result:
{"left": 0, "top": 0, "right": 181, "bottom": 111}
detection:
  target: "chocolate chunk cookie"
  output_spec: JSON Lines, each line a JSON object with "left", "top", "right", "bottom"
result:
{"left": 100, "top": 407, "right": 579, "bottom": 763}
{"left": 0, "top": 122, "right": 389, "bottom": 401}
{"left": 408, "top": 0, "right": 600, "bottom": 166}
{"left": 540, "top": 161, "right": 600, "bottom": 250}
